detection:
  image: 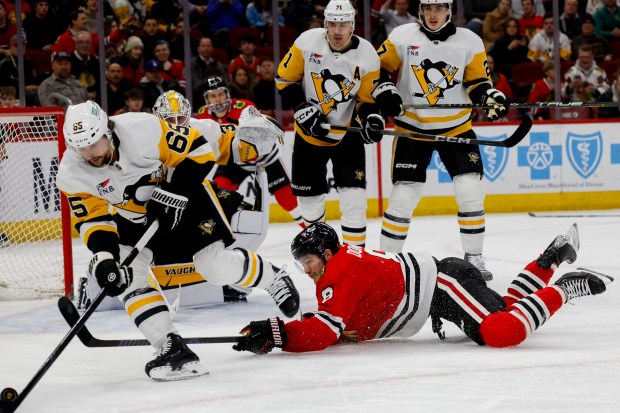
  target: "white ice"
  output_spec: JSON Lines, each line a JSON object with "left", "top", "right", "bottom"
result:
{"left": 1, "top": 213, "right": 620, "bottom": 413}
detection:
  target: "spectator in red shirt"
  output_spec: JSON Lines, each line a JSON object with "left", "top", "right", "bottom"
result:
{"left": 519, "top": 0, "right": 544, "bottom": 41}
{"left": 112, "top": 35, "right": 145, "bottom": 85}
{"left": 228, "top": 34, "right": 259, "bottom": 88}
{"left": 529, "top": 60, "right": 556, "bottom": 120}
{"left": 53, "top": 9, "right": 99, "bottom": 55}
{"left": 153, "top": 39, "right": 186, "bottom": 90}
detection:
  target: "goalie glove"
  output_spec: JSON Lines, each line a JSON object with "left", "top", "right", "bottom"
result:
{"left": 232, "top": 317, "right": 288, "bottom": 355}
{"left": 372, "top": 82, "right": 404, "bottom": 117}
{"left": 233, "top": 106, "right": 284, "bottom": 164}
{"left": 294, "top": 103, "right": 328, "bottom": 138}
{"left": 89, "top": 252, "right": 133, "bottom": 297}
{"left": 146, "top": 185, "right": 188, "bottom": 230}
{"left": 360, "top": 113, "right": 385, "bottom": 144}
{"left": 481, "top": 88, "right": 507, "bottom": 121}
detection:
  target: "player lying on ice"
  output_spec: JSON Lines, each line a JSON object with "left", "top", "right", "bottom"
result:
{"left": 57, "top": 101, "right": 300, "bottom": 380}
{"left": 233, "top": 222, "right": 613, "bottom": 354}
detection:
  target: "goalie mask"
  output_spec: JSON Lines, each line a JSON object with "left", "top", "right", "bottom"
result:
{"left": 419, "top": 0, "right": 453, "bottom": 33}
{"left": 153, "top": 91, "right": 191, "bottom": 127}
{"left": 203, "top": 76, "right": 231, "bottom": 114}
{"left": 324, "top": 0, "right": 356, "bottom": 51}
{"left": 291, "top": 222, "right": 340, "bottom": 262}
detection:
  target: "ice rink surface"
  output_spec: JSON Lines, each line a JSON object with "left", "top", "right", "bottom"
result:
{"left": 1, "top": 212, "right": 619, "bottom": 413}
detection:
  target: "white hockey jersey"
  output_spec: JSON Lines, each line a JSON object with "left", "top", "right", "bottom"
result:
{"left": 57, "top": 112, "right": 215, "bottom": 246}
{"left": 379, "top": 23, "right": 491, "bottom": 135}
{"left": 276, "top": 28, "right": 380, "bottom": 146}
{"left": 563, "top": 62, "right": 610, "bottom": 97}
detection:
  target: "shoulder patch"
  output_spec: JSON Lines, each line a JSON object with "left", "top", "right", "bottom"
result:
{"left": 234, "top": 100, "right": 247, "bottom": 109}
{"left": 197, "top": 106, "right": 207, "bottom": 115}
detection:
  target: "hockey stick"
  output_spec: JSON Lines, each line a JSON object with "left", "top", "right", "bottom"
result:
{"left": 402, "top": 101, "right": 620, "bottom": 110}
{"left": 321, "top": 115, "right": 532, "bottom": 148}
{"left": 57, "top": 296, "right": 241, "bottom": 347}
{"left": 0, "top": 221, "right": 160, "bottom": 413}
{"left": 147, "top": 269, "right": 181, "bottom": 319}
{"left": 528, "top": 212, "right": 620, "bottom": 218}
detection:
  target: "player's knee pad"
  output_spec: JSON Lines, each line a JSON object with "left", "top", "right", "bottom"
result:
{"left": 193, "top": 241, "right": 245, "bottom": 285}
{"left": 298, "top": 194, "right": 326, "bottom": 224}
{"left": 479, "top": 312, "right": 528, "bottom": 348}
{"left": 386, "top": 181, "right": 424, "bottom": 218}
{"left": 453, "top": 173, "right": 484, "bottom": 212}
{"left": 337, "top": 187, "right": 366, "bottom": 227}
{"left": 273, "top": 184, "right": 298, "bottom": 212}
{"left": 230, "top": 209, "right": 268, "bottom": 251}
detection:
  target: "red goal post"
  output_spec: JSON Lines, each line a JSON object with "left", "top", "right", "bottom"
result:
{"left": 0, "top": 107, "right": 74, "bottom": 300}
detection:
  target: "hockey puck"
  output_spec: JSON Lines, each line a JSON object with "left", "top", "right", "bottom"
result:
{"left": 0, "top": 387, "right": 18, "bottom": 402}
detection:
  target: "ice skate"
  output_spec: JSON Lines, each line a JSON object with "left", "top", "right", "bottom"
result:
{"left": 555, "top": 269, "right": 614, "bottom": 302}
{"left": 464, "top": 253, "right": 493, "bottom": 281}
{"left": 536, "top": 223, "right": 580, "bottom": 269}
{"left": 145, "top": 333, "right": 208, "bottom": 381}
{"left": 267, "top": 265, "right": 300, "bottom": 318}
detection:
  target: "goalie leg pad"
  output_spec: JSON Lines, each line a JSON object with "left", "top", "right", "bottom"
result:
{"left": 454, "top": 173, "right": 485, "bottom": 255}
{"left": 380, "top": 181, "right": 423, "bottom": 252}
{"left": 298, "top": 194, "right": 326, "bottom": 225}
{"left": 338, "top": 187, "right": 367, "bottom": 246}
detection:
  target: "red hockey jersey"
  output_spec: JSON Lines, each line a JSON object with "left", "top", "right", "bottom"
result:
{"left": 196, "top": 99, "right": 255, "bottom": 125}
{"left": 283, "top": 245, "right": 438, "bottom": 352}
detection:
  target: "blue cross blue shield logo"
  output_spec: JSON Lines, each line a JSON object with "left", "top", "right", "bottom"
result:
{"left": 566, "top": 131, "right": 602, "bottom": 179}
{"left": 479, "top": 134, "right": 508, "bottom": 182}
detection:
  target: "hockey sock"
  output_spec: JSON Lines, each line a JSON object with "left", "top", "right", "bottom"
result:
{"left": 480, "top": 285, "right": 565, "bottom": 348}
{"left": 123, "top": 288, "right": 176, "bottom": 349}
{"left": 380, "top": 212, "right": 410, "bottom": 252}
{"left": 214, "top": 175, "right": 239, "bottom": 191}
{"left": 504, "top": 260, "right": 555, "bottom": 309}
{"left": 458, "top": 210, "right": 485, "bottom": 254}
{"left": 273, "top": 185, "right": 305, "bottom": 228}
{"left": 233, "top": 248, "right": 277, "bottom": 289}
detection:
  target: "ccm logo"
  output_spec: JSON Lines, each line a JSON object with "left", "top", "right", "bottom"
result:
{"left": 395, "top": 163, "right": 417, "bottom": 169}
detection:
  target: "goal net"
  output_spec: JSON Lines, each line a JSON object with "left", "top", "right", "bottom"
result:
{"left": 0, "top": 107, "right": 73, "bottom": 300}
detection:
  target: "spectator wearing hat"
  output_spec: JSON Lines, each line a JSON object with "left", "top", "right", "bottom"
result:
{"left": 572, "top": 13, "right": 612, "bottom": 60}
{"left": 0, "top": 34, "right": 39, "bottom": 105}
{"left": 0, "top": 2, "right": 17, "bottom": 59}
{"left": 71, "top": 30, "right": 100, "bottom": 102}
{"left": 228, "top": 34, "right": 259, "bottom": 89}
{"left": 38, "top": 51, "right": 88, "bottom": 108}
{"left": 23, "top": 0, "right": 60, "bottom": 51}
{"left": 111, "top": 35, "right": 145, "bottom": 85}
{"left": 53, "top": 9, "right": 99, "bottom": 55}
{"left": 594, "top": 0, "right": 620, "bottom": 40}
{"left": 139, "top": 58, "right": 183, "bottom": 109}
{"left": 153, "top": 39, "right": 186, "bottom": 90}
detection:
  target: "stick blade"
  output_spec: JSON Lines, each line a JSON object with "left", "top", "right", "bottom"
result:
{"left": 58, "top": 296, "right": 93, "bottom": 346}
{"left": 503, "top": 115, "right": 532, "bottom": 148}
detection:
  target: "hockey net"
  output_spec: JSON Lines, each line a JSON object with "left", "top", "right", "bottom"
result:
{"left": 0, "top": 107, "right": 73, "bottom": 300}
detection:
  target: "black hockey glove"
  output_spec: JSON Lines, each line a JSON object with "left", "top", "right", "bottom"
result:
{"left": 89, "top": 252, "right": 133, "bottom": 297}
{"left": 481, "top": 88, "right": 507, "bottom": 121}
{"left": 146, "top": 184, "right": 188, "bottom": 230}
{"left": 233, "top": 317, "right": 288, "bottom": 355}
{"left": 294, "top": 103, "right": 328, "bottom": 138}
{"left": 372, "top": 82, "right": 404, "bottom": 117}
{"left": 360, "top": 113, "right": 385, "bottom": 144}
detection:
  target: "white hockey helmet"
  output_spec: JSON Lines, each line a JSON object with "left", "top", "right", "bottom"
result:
{"left": 324, "top": 0, "right": 356, "bottom": 30}
{"left": 419, "top": 0, "right": 453, "bottom": 32}
{"left": 64, "top": 101, "right": 110, "bottom": 149}
{"left": 153, "top": 91, "right": 192, "bottom": 127}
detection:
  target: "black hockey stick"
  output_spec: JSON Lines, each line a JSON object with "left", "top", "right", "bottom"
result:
{"left": 528, "top": 212, "right": 620, "bottom": 218}
{"left": 58, "top": 296, "right": 241, "bottom": 347}
{"left": 402, "top": 101, "right": 620, "bottom": 110}
{"left": 321, "top": 115, "right": 532, "bottom": 148}
{"left": 0, "top": 221, "right": 160, "bottom": 413}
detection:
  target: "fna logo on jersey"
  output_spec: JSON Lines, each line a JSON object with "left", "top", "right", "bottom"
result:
{"left": 479, "top": 135, "right": 509, "bottom": 182}
{"left": 566, "top": 131, "right": 602, "bottom": 179}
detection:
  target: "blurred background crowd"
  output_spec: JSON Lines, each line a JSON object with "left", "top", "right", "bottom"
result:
{"left": 1, "top": 0, "right": 619, "bottom": 122}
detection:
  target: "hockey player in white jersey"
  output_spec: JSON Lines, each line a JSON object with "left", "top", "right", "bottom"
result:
{"left": 377, "top": 0, "right": 507, "bottom": 280}
{"left": 57, "top": 101, "right": 299, "bottom": 380}
{"left": 276, "top": 0, "right": 401, "bottom": 247}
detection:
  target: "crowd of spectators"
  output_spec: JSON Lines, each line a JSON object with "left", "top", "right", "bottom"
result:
{"left": 0, "top": 0, "right": 618, "bottom": 121}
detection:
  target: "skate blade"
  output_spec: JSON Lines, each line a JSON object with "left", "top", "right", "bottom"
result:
{"left": 149, "top": 361, "right": 209, "bottom": 382}
{"left": 564, "top": 223, "right": 580, "bottom": 252}
{"left": 576, "top": 267, "right": 615, "bottom": 284}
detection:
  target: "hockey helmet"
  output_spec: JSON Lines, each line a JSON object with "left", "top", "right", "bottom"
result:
{"left": 203, "top": 76, "right": 231, "bottom": 114}
{"left": 419, "top": 0, "right": 453, "bottom": 32}
{"left": 291, "top": 222, "right": 341, "bottom": 261}
{"left": 324, "top": 0, "right": 356, "bottom": 28}
{"left": 153, "top": 91, "right": 191, "bottom": 127}
{"left": 64, "top": 101, "right": 110, "bottom": 149}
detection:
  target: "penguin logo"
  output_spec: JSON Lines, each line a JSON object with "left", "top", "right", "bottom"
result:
{"left": 199, "top": 219, "right": 216, "bottom": 235}
{"left": 121, "top": 165, "right": 164, "bottom": 208}
{"left": 411, "top": 59, "right": 461, "bottom": 105}
{"left": 310, "top": 69, "right": 356, "bottom": 115}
